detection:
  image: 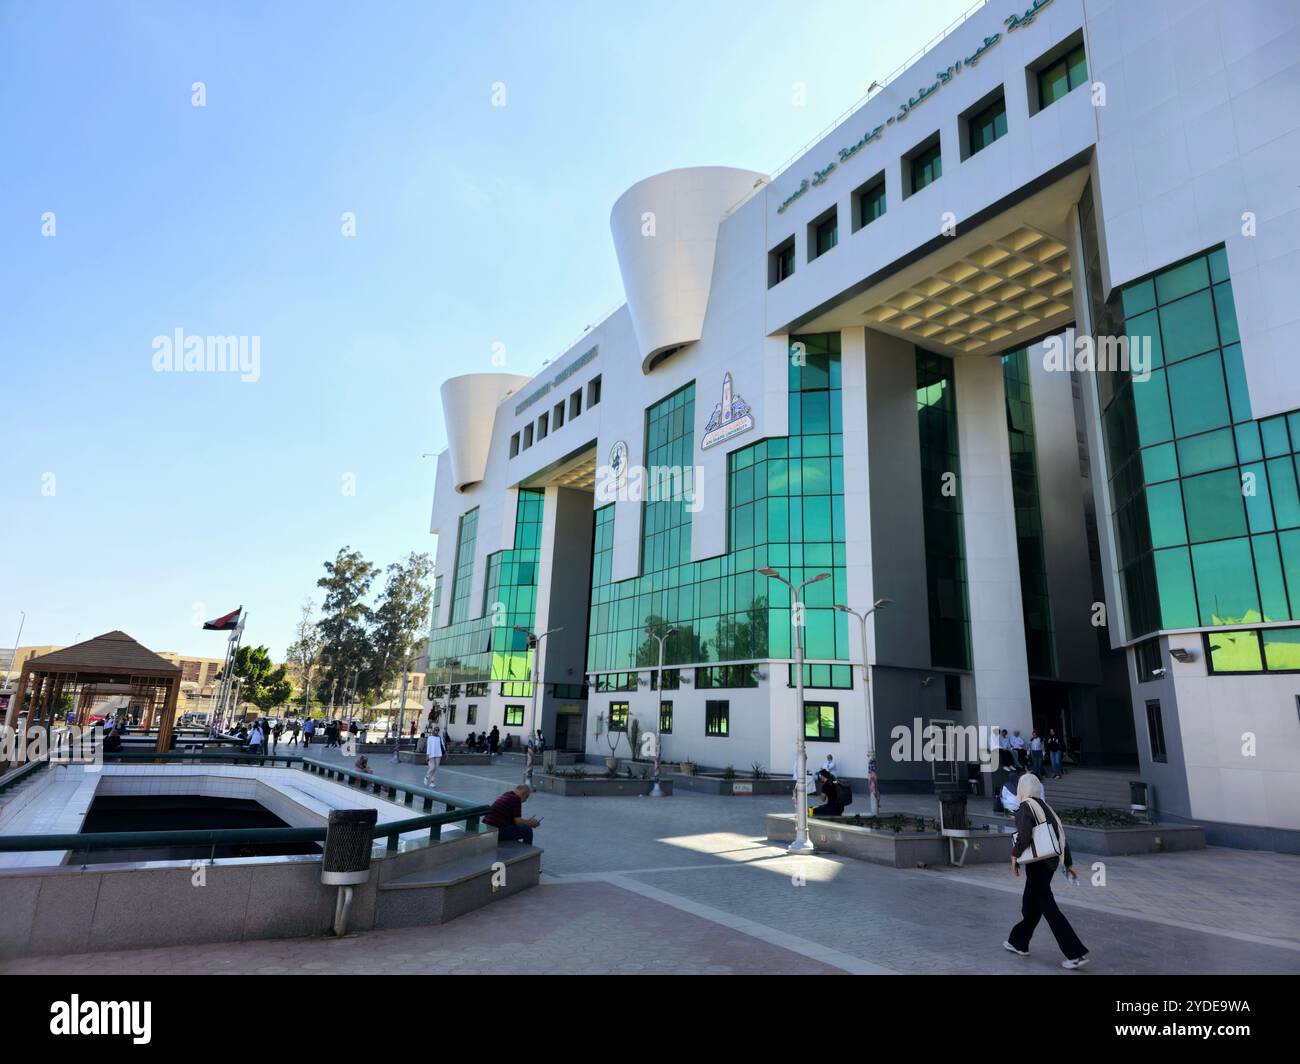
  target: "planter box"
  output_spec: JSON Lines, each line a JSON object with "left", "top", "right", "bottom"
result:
{"left": 540, "top": 751, "right": 579, "bottom": 769}
{"left": 985, "top": 812, "right": 1206, "bottom": 856}
{"left": 532, "top": 774, "right": 672, "bottom": 797}
{"left": 672, "top": 774, "right": 795, "bottom": 796}
{"left": 941, "top": 828, "right": 1015, "bottom": 865}
{"left": 767, "top": 813, "right": 948, "bottom": 868}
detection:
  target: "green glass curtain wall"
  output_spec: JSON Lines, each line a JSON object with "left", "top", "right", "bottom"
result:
{"left": 917, "top": 349, "right": 972, "bottom": 670}
{"left": 1002, "top": 346, "right": 1057, "bottom": 677}
{"left": 427, "top": 489, "right": 544, "bottom": 687}
{"left": 1095, "top": 243, "right": 1300, "bottom": 640}
{"left": 587, "top": 334, "right": 849, "bottom": 676}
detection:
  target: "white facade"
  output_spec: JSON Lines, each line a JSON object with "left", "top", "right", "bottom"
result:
{"left": 427, "top": 0, "right": 1300, "bottom": 847}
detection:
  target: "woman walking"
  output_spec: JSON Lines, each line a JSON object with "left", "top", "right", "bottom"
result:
{"left": 1003, "top": 773, "right": 1090, "bottom": 969}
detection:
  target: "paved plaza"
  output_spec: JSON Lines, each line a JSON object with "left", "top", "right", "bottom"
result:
{"left": 5, "top": 750, "right": 1298, "bottom": 975}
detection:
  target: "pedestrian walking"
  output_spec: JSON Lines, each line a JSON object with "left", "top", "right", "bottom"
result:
{"left": 1047, "top": 729, "right": 1063, "bottom": 778}
{"left": 302, "top": 717, "right": 316, "bottom": 747}
{"left": 424, "top": 726, "right": 445, "bottom": 787}
{"left": 1003, "top": 773, "right": 1090, "bottom": 969}
{"left": 288, "top": 719, "right": 301, "bottom": 747}
{"left": 271, "top": 720, "right": 284, "bottom": 753}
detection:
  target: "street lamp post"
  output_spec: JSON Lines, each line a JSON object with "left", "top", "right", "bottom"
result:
{"left": 514, "top": 625, "right": 562, "bottom": 786}
{"left": 759, "top": 567, "right": 830, "bottom": 854}
{"left": 834, "top": 598, "right": 893, "bottom": 816}
{"left": 644, "top": 626, "right": 680, "bottom": 798}
{"left": 392, "top": 656, "right": 413, "bottom": 762}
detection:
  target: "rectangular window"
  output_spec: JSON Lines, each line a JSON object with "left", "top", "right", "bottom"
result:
{"left": 944, "top": 674, "right": 963, "bottom": 713}
{"left": 803, "top": 701, "right": 839, "bottom": 742}
{"left": 509, "top": 432, "right": 520, "bottom": 458}
{"left": 448, "top": 705, "right": 456, "bottom": 724}
{"left": 537, "top": 412, "right": 549, "bottom": 440}
{"left": 649, "top": 668, "right": 680, "bottom": 690}
{"left": 770, "top": 238, "right": 796, "bottom": 286}
{"left": 1038, "top": 42, "right": 1088, "bottom": 110}
{"left": 1145, "top": 699, "right": 1167, "bottom": 763}
{"left": 504, "top": 704, "right": 524, "bottom": 727}
{"left": 569, "top": 390, "right": 582, "bottom": 419}
{"left": 1134, "top": 637, "right": 1163, "bottom": 682}
{"left": 786, "top": 663, "right": 854, "bottom": 689}
{"left": 522, "top": 424, "right": 534, "bottom": 450}
{"left": 608, "top": 701, "right": 629, "bottom": 732}
{"left": 659, "top": 700, "right": 673, "bottom": 734}
{"left": 705, "top": 700, "right": 729, "bottom": 737}
{"left": 466, "top": 704, "right": 477, "bottom": 725}
{"left": 1206, "top": 629, "right": 1263, "bottom": 673}
{"left": 810, "top": 209, "right": 837, "bottom": 260}
{"left": 853, "top": 174, "right": 886, "bottom": 230}
{"left": 696, "top": 664, "right": 758, "bottom": 689}
{"left": 553, "top": 400, "right": 565, "bottom": 429}
{"left": 910, "top": 141, "right": 942, "bottom": 195}
{"left": 968, "top": 95, "right": 1008, "bottom": 155}
{"left": 587, "top": 376, "right": 602, "bottom": 408}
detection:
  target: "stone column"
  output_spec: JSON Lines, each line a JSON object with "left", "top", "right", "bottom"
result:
{"left": 954, "top": 355, "right": 1033, "bottom": 740}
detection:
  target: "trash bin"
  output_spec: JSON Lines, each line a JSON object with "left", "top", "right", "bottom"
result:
{"left": 321, "top": 808, "right": 378, "bottom": 885}
{"left": 322, "top": 808, "right": 378, "bottom": 937}
{"left": 937, "top": 786, "right": 968, "bottom": 831}
{"left": 1129, "top": 780, "right": 1149, "bottom": 817}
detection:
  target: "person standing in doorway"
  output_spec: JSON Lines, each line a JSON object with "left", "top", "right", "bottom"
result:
{"left": 1029, "top": 729, "right": 1044, "bottom": 777}
{"left": 1046, "top": 729, "right": 1063, "bottom": 779}
{"left": 424, "top": 726, "right": 445, "bottom": 787}
{"left": 1003, "top": 772, "right": 1089, "bottom": 969}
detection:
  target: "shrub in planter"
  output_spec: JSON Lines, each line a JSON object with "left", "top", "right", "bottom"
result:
{"left": 722, "top": 765, "right": 736, "bottom": 780}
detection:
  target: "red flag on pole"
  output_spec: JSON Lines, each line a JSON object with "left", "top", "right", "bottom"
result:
{"left": 203, "top": 607, "right": 242, "bottom": 631}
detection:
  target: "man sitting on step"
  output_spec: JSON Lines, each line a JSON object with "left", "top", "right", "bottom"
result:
{"left": 484, "top": 784, "right": 541, "bottom": 845}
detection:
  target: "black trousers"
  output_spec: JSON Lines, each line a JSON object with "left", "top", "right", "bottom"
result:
{"left": 1008, "top": 860, "right": 1087, "bottom": 959}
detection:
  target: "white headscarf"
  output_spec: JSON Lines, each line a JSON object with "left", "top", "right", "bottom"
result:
{"left": 1016, "top": 772, "right": 1044, "bottom": 802}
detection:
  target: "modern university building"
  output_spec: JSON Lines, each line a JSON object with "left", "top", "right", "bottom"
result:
{"left": 427, "top": 0, "right": 1300, "bottom": 851}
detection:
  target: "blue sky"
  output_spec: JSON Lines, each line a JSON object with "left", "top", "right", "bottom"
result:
{"left": 1, "top": 0, "right": 977, "bottom": 659}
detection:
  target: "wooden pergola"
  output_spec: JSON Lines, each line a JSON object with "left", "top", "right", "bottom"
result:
{"left": 3, "top": 631, "right": 183, "bottom": 769}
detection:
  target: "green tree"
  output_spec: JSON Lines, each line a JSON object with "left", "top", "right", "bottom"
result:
{"left": 231, "top": 645, "right": 293, "bottom": 713}
{"left": 364, "top": 552, "right": 434, "bottom": 708}
{"left": 316, "top": 546, "right": 379, "bottom": 708}
{"left": 284, "top": 598, "right": 325, "bottom": 715}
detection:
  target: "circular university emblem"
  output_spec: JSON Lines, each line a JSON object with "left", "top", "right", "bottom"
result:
{"left": 609, "top": 440, "right": 629, "bottom": 486}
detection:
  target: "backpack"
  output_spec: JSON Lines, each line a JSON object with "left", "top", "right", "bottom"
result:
{"left": 834, "top": 779, "right": 853, "bottom": 806}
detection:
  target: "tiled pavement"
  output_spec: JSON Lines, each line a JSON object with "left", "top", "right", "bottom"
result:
{"left": 4, "top": 751, "right": 1298, "bottom": 974}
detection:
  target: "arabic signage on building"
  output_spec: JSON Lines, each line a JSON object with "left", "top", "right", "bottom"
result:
{"left": 776, "top": 0, "right": 1057, "bottom": 215}
{"left": 514, "top": 344, "right": 599, "bottom": 416}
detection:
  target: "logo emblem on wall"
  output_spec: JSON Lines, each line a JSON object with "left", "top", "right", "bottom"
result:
{"left": 609, "top": 440, "right": 629, "bottom": 488}
{"left": 701, "top": 373, "right": 754, "bottom": 450}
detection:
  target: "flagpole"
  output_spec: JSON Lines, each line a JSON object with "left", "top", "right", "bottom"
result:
{"left": 218, "top": 612, "right": 246, "bottom": 733}
{"left": 213, "top": 624, "right": 236, "bottom": 734}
